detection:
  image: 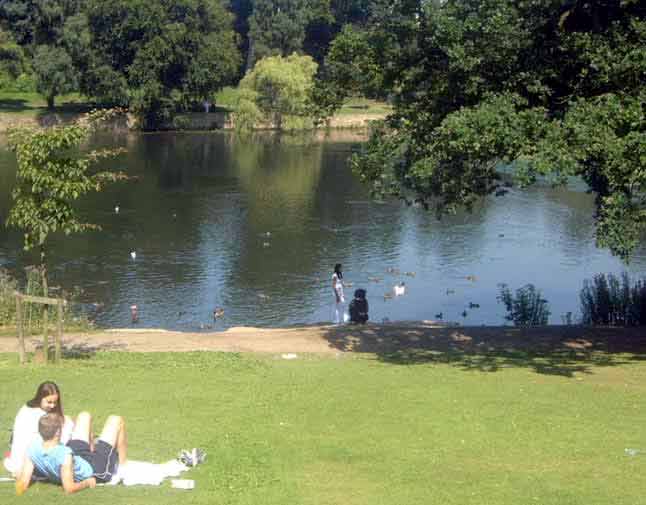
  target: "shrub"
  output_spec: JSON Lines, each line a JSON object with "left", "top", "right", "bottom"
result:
{"left": 0, "top": 267, "right": 93, "bottom": 332}
{"left": 14, "top": 72, "right": 36, "bottom": 92}
{"left": 580, "top": 273, "right": 646, "bottom": 326}
{"left": 497, "top": 283, "right": 550, "bottom": 326}
{"left": 0, "top": 269, "right": 18, "bottom": 326}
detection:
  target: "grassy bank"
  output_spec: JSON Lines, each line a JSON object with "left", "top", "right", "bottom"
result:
{"left": 0, "top": 91, "right": 390, "bottom": 131}
{"left": 0, "top": 91, "right": 89, "bottom": 117}
{"left": 1, "top": 349, "right": 645, "bottom": 504}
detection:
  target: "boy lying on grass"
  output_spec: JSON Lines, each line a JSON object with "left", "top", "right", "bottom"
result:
{"left": 16, "top": 411, "right": 128, "bottom": 495}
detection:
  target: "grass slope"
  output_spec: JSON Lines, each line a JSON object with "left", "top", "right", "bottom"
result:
{"left": 0, "top": 351, "right": 644, "bottom": 504}
{"left": 0, "top": 92, "right": 89, "bottom": 116}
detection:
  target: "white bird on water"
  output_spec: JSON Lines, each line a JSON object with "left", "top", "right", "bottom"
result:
{"left": 393, "top": 282, "right": 406, "bottom": 296}
{"left": 115, "top": 205, "right": 120, "bottom": 214}
{"left": 130, "top": 251, "right": 137, "bottom": 260}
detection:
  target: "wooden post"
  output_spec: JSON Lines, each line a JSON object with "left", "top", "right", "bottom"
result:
{"left": 43, "top": 304, "right": 49, "bottom": 364}
{"left": 16, "top": 293, "right": 24, "bottom": 364}
{"left": 56, "top": 299, "right": 63, "bottom": 363}
{"left": 14, "top": 292, "right": 65, "bottom": 365}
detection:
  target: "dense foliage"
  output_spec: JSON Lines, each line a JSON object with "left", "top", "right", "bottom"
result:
{"left": 0, "top": 0, "right": 377, "bottom": 124}
{"left": 580, "top": 273, "right": 646, "bottom": 326}
{"left": 81, "top": 0, "right": 241, "bottom": 128}
{"left": 498, "top": 283, "right": 551, "bottom": 326}
{"left": 317, "top": 0, "right": 646, "bottom": 259}
{"left": 236, "top": 53, "right": 317, "bottom": 131}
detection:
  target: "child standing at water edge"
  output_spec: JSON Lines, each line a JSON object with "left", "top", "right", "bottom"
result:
{"left": 332, "top": 263, "right": 345, "bottom": 324}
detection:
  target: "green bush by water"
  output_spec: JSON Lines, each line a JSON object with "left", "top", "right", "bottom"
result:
{"left": 497, "top": 283, "right": 550, "bottom": 326}
{"left": 580, "top": 272, "right": 646, "bottom": 326}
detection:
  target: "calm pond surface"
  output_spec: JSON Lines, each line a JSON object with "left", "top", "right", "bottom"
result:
{"left": 0, "top": 130, "right": 645, "bottom": 330}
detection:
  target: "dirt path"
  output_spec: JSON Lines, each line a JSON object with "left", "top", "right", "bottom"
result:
{"left": 1, "top": 323, "right": 644, "bottom": 358}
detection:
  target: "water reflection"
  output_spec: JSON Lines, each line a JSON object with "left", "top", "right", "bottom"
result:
{"left": 0, "top": 131, "right": 644, "bottom": 329}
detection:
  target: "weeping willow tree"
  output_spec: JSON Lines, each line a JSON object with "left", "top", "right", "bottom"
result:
{"left": 236, "top": 53, "right": 318, "bottom": 132}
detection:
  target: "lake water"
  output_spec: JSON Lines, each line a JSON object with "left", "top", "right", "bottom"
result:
{"left": 0, "top": 130, "right": 644, "bottom": 330}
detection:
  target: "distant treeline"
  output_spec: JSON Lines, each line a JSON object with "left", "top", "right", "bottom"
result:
{"left": 0, "top": 0, "right": 375, "bottom": 126}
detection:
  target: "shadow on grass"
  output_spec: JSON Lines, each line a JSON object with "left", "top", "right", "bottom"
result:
{"left": 0, "top": 98, "right": 92, "bottom": 117}
{"left": 321, "top": 323, "right": 646, "bottom": 377}
{"left": 30, "top": 339, "right": 127, "bottom": 360}
{"left": 0, "top": 98, "right": 30, "bottom": 112}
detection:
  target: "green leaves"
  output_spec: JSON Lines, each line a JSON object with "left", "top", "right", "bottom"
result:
{"left": 6, "top": 111, "right": 127, "bottom": 266}
{"left": 237, "top": 53, "right": 318, "bottom": 131}
{"left": 320, "top": 0, "right": 646, "bottom": 259}
{"left": 82, "top": 0, "right": 241, "bottom": 128}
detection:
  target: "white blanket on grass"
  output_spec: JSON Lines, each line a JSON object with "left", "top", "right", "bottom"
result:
{"left": 108, "top": 460, "right": 189, "bottom": 486}
{"left": 3, "top": 458, "right": 189, "bottom": 487}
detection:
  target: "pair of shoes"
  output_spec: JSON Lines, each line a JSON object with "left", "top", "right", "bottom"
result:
{"left": 177, "top": 448, "right": 206, "bottom": 467}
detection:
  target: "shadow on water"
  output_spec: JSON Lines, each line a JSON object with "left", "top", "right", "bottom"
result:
{"left": 320, "top": 323, "right": 646, "bottom": 377}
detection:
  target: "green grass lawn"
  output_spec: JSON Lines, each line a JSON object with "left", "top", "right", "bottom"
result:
{"left": 214, "top": 87, "right": 391, "bottom": 117}
{"left": 0, "top": 91, "right": 90, "bottom": 116}
{"left": 335, "top": 98, "right": 392, "bottom": 116}
{"left": 0, "top": 350, "right": 644, "bottom": 504}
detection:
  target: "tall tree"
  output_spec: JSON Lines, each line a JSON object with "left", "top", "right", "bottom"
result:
{"left": 32, "top": 44, "right": 76, "bottom": 108}
{"left": 0, "top": 28, "right": 27, "bottom": 80}
{"left": 246, "top": 0, "right": 330, "bottom": 69}
{"left": 82, "top": 0, "right": 241, "bottom": 128}
{"left": 230, "top": 0, "right": 254, "bottom": 75}
{"left": 0, "top": 1, "right": 83, "bottom": 105}
{"left": 317, "top": 0, "right": 646, "bottom": 259}
{"left": 0, "top": 0, "right": 81, "bottom": 46}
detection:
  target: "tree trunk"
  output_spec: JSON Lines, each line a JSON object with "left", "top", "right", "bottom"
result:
{"left": 40, "top": 245, "right": 49, "bottom": 363}
{"left": 39, "top": 245, "right": 48, "bottom": 297}
{"left": 246, "top": 37, "right": 255, "bottom": 73}
{"left": 47, "top": 94, "right": 55, "bottom": 110}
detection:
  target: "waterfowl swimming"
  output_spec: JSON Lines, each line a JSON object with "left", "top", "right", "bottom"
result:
{"left": 393, "top": 282, "right": 406, "bottom": 296}
{"left": 383, "top": 292, "right": 394, "bottom": 300}
{"left": 468, "top": 302, "right": 480, "bottom": 309}
{"left": 461, "top": 310, "right": 468, "bottom": 318}
{"left": 466, "top": 275, "right": 477, "bottom": 282}
{"left": 405, "top": 271, "right": 416, "bottom": 277}
{"left": 446, "top": 289, "right": 455, "bottom": 295}
{"left": 435, "top": 312, "right": 443, "bottom": 320}
{"left": 130, "top": 251, "right": 137, "bottom": 260}
{"left": 386, "top": 267, "right": 400, "bottom": 275}
{"left": 213, "top": 308, "right": 225, "bottom": 319}
{"left": 114, "top": 205, "right": 120, "bottom": 214}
